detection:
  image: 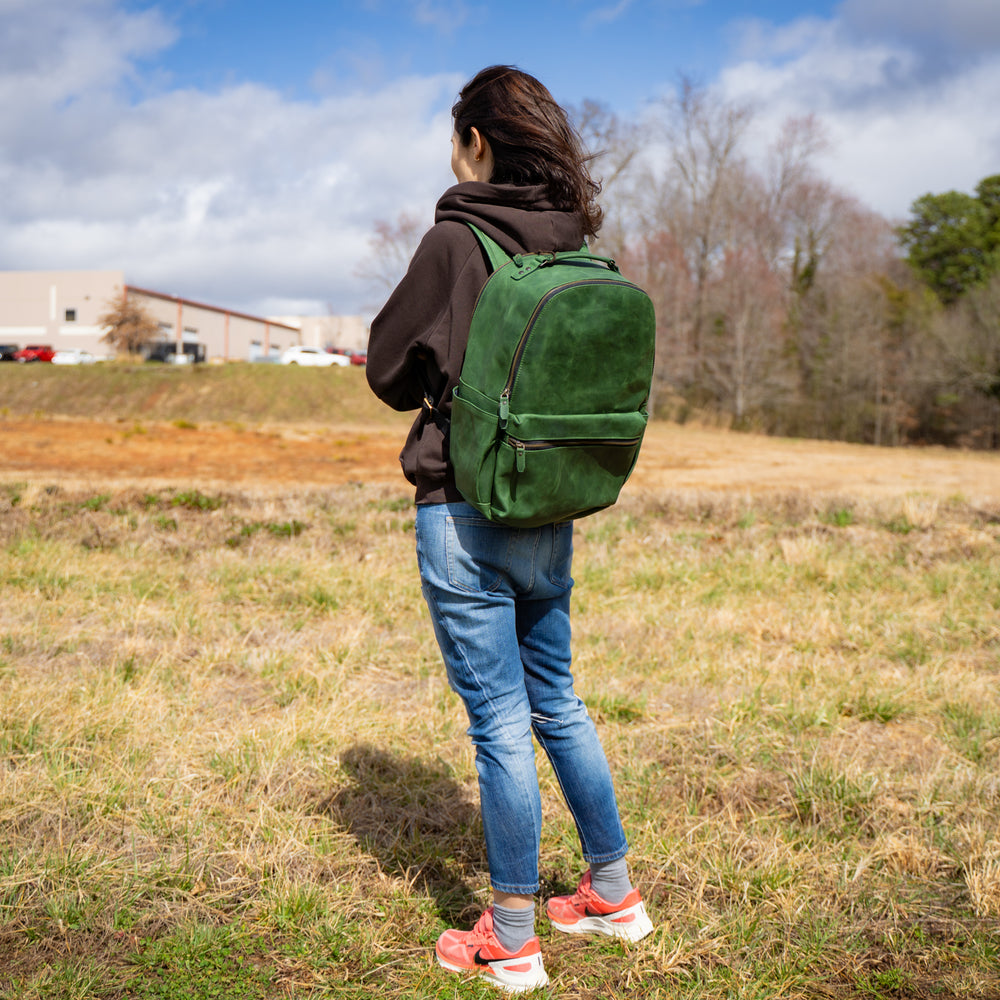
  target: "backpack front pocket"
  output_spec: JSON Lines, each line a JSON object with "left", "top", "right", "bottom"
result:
{"left": 491, "top": 411, "right": 648, "bottom": 526}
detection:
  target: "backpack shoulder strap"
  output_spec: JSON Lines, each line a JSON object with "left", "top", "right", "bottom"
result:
{"left": 467, "top": 223, "right": 512, "bottom": 274}
{"left": 467, "top": 222, "right": 597, "bottom": 271}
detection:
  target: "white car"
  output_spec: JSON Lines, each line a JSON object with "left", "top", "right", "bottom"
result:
{"left": 51, "top": 349, "right": 97, "bottom": 365}
{"left": 279, "top": 345, "right": 349, "bottom": 367}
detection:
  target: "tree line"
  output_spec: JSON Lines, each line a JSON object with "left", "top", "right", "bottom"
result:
{"left": 579, "top": 84, "right": 1000, "bottom": 450}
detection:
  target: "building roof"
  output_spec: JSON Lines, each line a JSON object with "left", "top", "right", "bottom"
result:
{"left": 127, "top": 285, "right": 301, "bottom": 331}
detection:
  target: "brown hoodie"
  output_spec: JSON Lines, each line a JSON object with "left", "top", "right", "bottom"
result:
{"left": 367, "top": 181, "right": 586, "bottom": 504}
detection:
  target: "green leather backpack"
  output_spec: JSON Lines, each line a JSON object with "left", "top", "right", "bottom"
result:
{"left": 449, "top": 224, "right": 655, "bottom": 527}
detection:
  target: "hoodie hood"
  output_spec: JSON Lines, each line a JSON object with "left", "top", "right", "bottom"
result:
{"left": 435, "top": 182, "right": 586, "bottom": 257}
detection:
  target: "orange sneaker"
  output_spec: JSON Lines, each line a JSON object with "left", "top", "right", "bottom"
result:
{"left": 435, "top": 907, "right": 548, "bottom": 993}
{"left": 546, "top": 872, "right": 654, "bottom": 942}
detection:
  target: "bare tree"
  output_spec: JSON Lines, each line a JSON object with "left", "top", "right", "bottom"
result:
{"left": 98, "top": 294, "right": 160, "bottom": 357}
{"left": 356, "top": 210, "right": 425, "bottom": 299}
{"left": 702, "top": 246, "right": 789, "bottom": 424}
{"left": 928, "top": 274, "right": 1000, "bottom": 446}
{"left": 572, "top": 99, "right": 642, "bottom": 258}
{"left": 620, "top": 229, "right": 694, "bottom": 414}
{"left": 757, "top": 115, "right": 832, "bottom": 279}
{"left": 654, "top": 79, "right": 754, "bottom": 369}
{"left": 948, "top": 273, "right": 1000, "bottom": 400}
{"left": 787, "top": 203, "right": 903, "bottom": 443}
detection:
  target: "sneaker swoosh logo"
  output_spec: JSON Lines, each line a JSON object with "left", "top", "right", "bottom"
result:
{"left": 473, "top": 949, "right": 491, "bottom": 967}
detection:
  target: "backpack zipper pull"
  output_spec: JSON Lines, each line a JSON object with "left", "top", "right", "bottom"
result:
{"left": 499, "top": 390, "right": 510, "bottom": 429}
{"left": 515, "top": 440, "right": 526, "bottom": 472}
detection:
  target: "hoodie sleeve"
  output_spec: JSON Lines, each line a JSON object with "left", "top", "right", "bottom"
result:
{"left": 366, "top": 220, "right": 481, "bottom": 412}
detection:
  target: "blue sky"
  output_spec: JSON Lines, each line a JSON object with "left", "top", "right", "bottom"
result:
{"left": 123, "top": 0, "right": 839, "bottom": 114}
{"left": 3, "top": 0, "right": 999, "bottom": 317}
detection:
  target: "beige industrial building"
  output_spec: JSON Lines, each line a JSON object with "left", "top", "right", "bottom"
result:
{"left": 0, "top": 270, "right": 368, "bottom": 362}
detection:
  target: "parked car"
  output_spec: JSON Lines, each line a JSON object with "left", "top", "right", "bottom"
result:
{"left": 280, "top": 345, "right": 348, "bottom": 367}
{"left": 0, "top": 344, "right": 18, "bottom": 362}
{"left": 14, "top": 344, "right": 55, "bottom": 363}
{"left": 51, "top": 349, "right": 97, "bottom": 365}
{"left": 326, "top": 347, "right": 360, "bottom": 367}
{"left": 144, "top": 342, "right": 206, "bottom": 364}
{"left": 348, "top": 350, "right": 367, "bottom": 366}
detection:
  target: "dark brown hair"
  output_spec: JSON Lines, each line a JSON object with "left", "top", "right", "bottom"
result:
{"left": 452, "top": 65, "right": 603, "bottom": 236}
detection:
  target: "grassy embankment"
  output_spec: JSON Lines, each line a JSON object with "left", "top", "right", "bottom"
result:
{"left": 0, "top": 362, "right": 395, "bottom": 426}
{"left": 1, "top": 364, "right": 999, "bottom": 999}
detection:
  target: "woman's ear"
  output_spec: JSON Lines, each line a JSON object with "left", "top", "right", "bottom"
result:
{"left": 468, "top": 127, "right": 494, "bottom": 180}
{"left": 469, "top": 127, "right": 484, "bottom": 160}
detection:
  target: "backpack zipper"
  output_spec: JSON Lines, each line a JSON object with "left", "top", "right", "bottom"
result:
{"left": 507, "top": 434, "right": 643, "bottom": 472}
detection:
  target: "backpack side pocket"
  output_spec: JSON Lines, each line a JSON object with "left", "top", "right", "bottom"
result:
{"left": 450, "top": 380, "right": 501, "bottom": 517}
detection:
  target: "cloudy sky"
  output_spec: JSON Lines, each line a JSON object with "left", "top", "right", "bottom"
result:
{"left": 3, "top": 0, "right": 999, "bottom": 319}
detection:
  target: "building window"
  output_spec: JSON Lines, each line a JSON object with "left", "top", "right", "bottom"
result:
{"left": 65, "top": 309, "right": 76, "bottom": 322}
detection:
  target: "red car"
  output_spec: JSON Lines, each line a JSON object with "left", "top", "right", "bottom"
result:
{"left": 327, "top": 347, "right": 367, "bottom": 366}
{"left": 15, "top": 344, "right": 55, "bottom": 363}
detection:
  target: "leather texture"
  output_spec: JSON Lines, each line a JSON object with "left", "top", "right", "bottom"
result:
{"left": 451, "top": 225, "right": 656, "bottom": 527}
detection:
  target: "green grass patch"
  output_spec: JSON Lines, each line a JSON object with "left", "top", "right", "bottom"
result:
{"left": 0, "top": 362, "right": 399, "bottom": 426}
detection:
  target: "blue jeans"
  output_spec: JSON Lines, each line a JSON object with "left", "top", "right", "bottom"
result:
{"left": 415, "top": 501, "right": 629, "bottom": 895}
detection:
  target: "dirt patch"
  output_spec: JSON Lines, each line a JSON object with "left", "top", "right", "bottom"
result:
{"left": 2, "top": 416, "right": 999, "bottom": 501}
{"left": 0, "top": 418, "right": 404, "bottom": 489}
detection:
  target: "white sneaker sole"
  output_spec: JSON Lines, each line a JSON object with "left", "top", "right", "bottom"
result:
{"left": 437, "top": 952, "right": 549, "bottom": 993}
{"left": 549, "top": 899, "right": 654, "bottom": 942}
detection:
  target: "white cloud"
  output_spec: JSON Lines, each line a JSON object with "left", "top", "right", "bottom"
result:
{"left": 728, "top": 18, "right": 918, "bottom": 108}
{"left": 584, "top": 0, "right": 635, "bottom": 28}
{"left": 411, "top": 0, "right": 475, "bottom": 33}
{"left": 0, "top": 1, "right": 461, "bottom": 317}
{"left": 839, "top": 0, "right": 1000, "bottom": 57}
{"left": 0, "top": 0, "right": 174, "bottom": 109}
{"left": 717, "top": 11, "right": 1000, "bottom": 219}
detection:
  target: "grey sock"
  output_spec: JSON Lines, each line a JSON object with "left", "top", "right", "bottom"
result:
{"left": 589, "top": 858, "right": 633, "bottom": 906}
{"left": 492, "top": 902, "right": 536, "bottom": 953}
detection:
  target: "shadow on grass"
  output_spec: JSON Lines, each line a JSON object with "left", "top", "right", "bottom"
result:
{"left": 316, "top": 744, "right": 486, "bottom": 923}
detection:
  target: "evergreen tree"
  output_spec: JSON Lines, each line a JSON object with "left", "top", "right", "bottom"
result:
{"left": 898, "top": 175, "right": 1000, "bottom": 304}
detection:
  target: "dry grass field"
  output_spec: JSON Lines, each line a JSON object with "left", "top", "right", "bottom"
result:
{"left": 1, "top": 401, "right": 999, "bottom": 999}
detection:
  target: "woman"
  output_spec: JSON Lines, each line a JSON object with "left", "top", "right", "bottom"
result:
{"left": 367, "top": 65, "right": 653, "bottom": 992}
